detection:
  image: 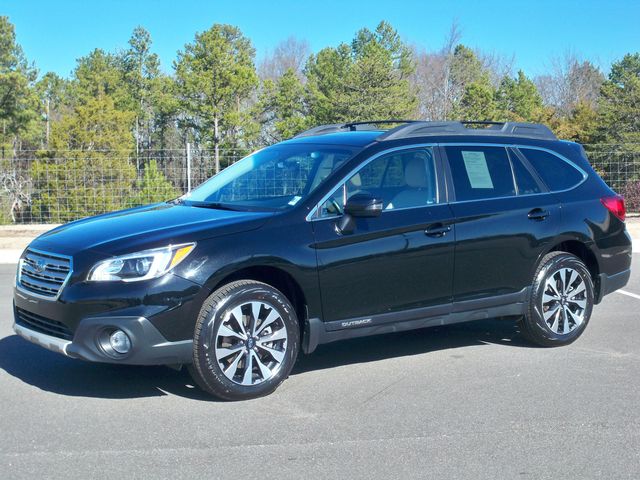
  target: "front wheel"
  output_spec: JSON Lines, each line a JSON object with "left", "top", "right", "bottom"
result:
{"left": 189, "top": 280, "right": 300, "bottom": 400}
{"left": 519, "top": 252, "right": 594, "bottom": 347}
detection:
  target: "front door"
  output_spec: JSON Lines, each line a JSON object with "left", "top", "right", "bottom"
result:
{"left": 311, "top": 146, "right": 455, "bottom": 323}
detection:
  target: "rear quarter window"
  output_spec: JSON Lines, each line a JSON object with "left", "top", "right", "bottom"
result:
{"left": 445, "top": 146, "right": 516, "bottom": 201}
{"left": 519, "top": 148, "right": 584, "bottom": 191}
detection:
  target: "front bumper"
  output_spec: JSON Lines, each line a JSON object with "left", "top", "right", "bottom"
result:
{"left": 13, "top": 270, "right": 205, "bottom": 365}
{"left": 13, "top": 314, "right": 194, "bottom": 365}
{"left": 14, "top": 321, "right": 72, "bottom": 356}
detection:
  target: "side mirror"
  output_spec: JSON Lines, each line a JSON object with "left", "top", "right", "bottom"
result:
{"left": 336, "top": 193, "right": 383, "bottom": 235}
{"left": 343, "top": 193, "right": 383, "bottom": 218}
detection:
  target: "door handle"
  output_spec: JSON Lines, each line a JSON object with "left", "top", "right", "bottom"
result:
{"left": 425, "top": 224, "right": 451, "bottom": 237}
{"left": 528, "top": 208, "right": 549, "bottom": 221}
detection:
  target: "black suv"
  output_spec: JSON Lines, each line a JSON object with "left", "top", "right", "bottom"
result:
{"left": 13, "top": 121, "right": 632, "bottom": 400}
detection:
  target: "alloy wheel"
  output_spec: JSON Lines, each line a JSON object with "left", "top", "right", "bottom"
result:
{"left": 212, "top": 300, "right": 288, "bottom": 386}
{"left": 541, "top": 267, "right": 588, "bottom": 335}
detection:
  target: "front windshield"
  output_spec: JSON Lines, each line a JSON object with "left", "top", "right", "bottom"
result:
{"left": 181, "top": 144, "right": 357, "bottom": 210}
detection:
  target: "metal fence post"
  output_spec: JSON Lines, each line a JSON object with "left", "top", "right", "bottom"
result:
{"left": 186, "top": 142, "right": 192, "bottom": 192}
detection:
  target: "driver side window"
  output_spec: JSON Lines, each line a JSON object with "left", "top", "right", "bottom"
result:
{"left": 319, "top": 148, "right": 437, "bottom": 218}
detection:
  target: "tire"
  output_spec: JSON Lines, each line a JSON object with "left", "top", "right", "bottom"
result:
{"left": 189, "top": 280, "right": 300, "bottom": 400}
{"left": 519, "top": 251, "right": 594, "bottom": 347}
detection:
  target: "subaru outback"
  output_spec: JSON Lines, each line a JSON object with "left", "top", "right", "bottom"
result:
{"left": 13, "top": 120, "right": 632, "bottom": 400}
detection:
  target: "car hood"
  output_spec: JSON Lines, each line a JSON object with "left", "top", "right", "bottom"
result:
{"left": 29, "top": 203, "right": 274, "bottom": 257}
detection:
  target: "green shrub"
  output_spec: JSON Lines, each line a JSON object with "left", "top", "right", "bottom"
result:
{"left": 126, "top": 160, "right": 180, "bottom": 207}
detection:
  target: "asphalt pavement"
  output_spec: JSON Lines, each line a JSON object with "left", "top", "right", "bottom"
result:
{"left": 1, "top": 259, "right": 639, "bottom": 479}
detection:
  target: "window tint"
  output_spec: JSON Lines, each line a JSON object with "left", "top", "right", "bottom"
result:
{"left": 445, "top": 146, "right": 515, "bottom": 201}
{"left": 519, "top": 148, "right": 584, "bottom": 191}
{"left": 509, "top": 151, "right": 542, "bottom": 195}
{"left": 187, "top": 144, "right": 356, "bottom": 209}
{"left": 216, "top": 154, "right": 316, "bottom": 203}
{"left": 319, "top": 148, "right": 437, "bottom": 217}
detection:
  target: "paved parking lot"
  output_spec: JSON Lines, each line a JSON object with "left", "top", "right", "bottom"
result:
{"left": 1, "top": 258, "right": 639, "bottom": 479}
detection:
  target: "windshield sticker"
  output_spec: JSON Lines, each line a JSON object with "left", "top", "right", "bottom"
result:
{"left": 461, "top": 151, "right": 494, "bottom": 189}
{"left": 288, "top": 195, "right": 302, "bottom": 206}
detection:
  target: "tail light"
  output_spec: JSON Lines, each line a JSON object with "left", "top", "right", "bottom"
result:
{"left": 601, "top": 195, "right": 626, "bottom": 221}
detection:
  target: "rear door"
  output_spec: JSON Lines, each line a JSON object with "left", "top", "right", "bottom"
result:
{"left": 442, "top": 144, "right": 560, "bottom": 303}
{"left": 311, "top": 146, "right": 455, "bottom": 323}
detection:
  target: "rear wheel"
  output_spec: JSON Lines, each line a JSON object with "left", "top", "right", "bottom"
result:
{"left": 519, "top": 252, "right": 594, "bottom": 347}
{"left": 189, "top": 280, "right": 300, "bottom": 400}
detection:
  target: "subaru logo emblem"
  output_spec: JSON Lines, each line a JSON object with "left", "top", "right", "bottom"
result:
{"left": 33, "top": 259, "right": 46, "bottom": 273}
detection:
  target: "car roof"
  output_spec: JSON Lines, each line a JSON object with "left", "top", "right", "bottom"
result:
{"left": 279, "top": 131, "right": 383, "bottom": 147}
{"left": 285, "top": 121, "right": 560, "bottom": 147}
{"left": 280, "top": 132, "right": 565, "bottom": 152}
{"left": 277, "top": 121, "right": 576, "bottom": 155}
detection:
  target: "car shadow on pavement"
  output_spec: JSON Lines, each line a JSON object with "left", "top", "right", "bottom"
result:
{"left": 0, "top": 335, "right": 214, "bottom": 401}
{"left": 0, "top": 317, "right": 537, "bottom": 400}
{"left": 293, "top": 317, "right": 537, "bottom": 375}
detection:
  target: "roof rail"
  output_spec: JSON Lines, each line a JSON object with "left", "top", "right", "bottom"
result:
{"left": 293, "top": 120, "right": 417, "bottom": 138}
{"left": 378, "top": 121, "right": 557, "bottom": 141}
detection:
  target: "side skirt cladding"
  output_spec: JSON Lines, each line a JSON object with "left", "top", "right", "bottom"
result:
{"left": 303, "top": 287, "right": 529, "bottom": 353}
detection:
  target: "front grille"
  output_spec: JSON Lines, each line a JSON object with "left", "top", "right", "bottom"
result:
{"left": 18, "top": 249, "right": 72, "bottom": 299}
{"left": 15, "top": 307, "right": 74, "bottom": 340}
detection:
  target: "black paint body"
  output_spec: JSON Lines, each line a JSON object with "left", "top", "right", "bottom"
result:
{"left": 13, "top": 131, "right": 633, "bottom": 364}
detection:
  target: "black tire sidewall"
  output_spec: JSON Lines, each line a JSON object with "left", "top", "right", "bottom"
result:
{"left": 192, "top": 282, "right": 299, "bottom": 400}
{"left": 527, "top": 253, "right": 594, "bottom": 345}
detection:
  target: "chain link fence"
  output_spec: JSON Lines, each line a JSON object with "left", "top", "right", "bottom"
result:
{"left": 583, "top": 146, "right": 640, "bottom": 211}
{"left": 0, "top": 148, "right": 243, "bottom": 224}
{"left": 1, "top": 145, "right": 639, "bottom": 224}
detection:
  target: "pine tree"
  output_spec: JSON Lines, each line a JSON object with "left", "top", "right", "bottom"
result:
{"left": 495, "top": 71, "right": 544, "bottom": 121}
{"left": 174, "top": 24, "right": 259, "bottom": 173}
{"left": 596, "top": 53, "right": 640, "bottom": 145}
{"left": 305, "top": 21, "right": 417, "bottom": 123}
{"left": 121, "top": 27, "right": 161, "bottom": 155}
{"left": 259, "top": 68, "right": 309, "bottom": 141}
{"left": 127, "top": 160, "right": 179, "bottom": 207}
{"left": 0, "top": 16, "right": 39, "bottom": 152}
{"left": 453, "top": 79, "right": 497, "bottom": 121}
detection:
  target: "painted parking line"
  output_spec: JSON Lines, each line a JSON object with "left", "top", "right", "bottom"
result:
{"left": 0, "top": 250, "right": 21, "bottom": 264}
{"left": 616, "top": 289, "right": 640, "bottom": 300}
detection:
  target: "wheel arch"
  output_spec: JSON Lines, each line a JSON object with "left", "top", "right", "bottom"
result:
{"left": 535, "top": 237, "right": 600, "bottom": 297}
{"left": 209, "top": 264, "right": 310, "bottom": 346}
{"left": 547, "top": 239, "right": 600, "bottom": 279}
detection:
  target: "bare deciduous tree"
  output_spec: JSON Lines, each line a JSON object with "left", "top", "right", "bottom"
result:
{"left": 1, "top": 171, "right": 32, "bottom": 222}
{"left": 259, "top": 36, "right": 310, "bottom": 81}
{"left": 479, "top": 50, "right": 515, "bottom": 87}
{"left": 410, "top": 22, "right": 462, "bottom": 120}
{"left": 535, "top": 52, "right": 604, "bottom": 114}
{"left": 411, "top": 22, "right": 512, "bottom": 121}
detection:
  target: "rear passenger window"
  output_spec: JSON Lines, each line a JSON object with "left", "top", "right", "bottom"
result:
{"left": 509, "top": 151, "right": 542, "bottom": 195}
{"left": 519, "top": 148, "right": 584, "bottom": 191}
{"left": 445, "top": 146, "right": 515, "bottom": 201}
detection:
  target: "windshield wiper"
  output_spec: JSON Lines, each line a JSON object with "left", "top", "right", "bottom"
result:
{"left": 185, "top": 201, "right": 244, "bottom": 211}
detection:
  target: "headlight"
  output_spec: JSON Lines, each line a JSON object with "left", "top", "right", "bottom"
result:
{"left": 88, "top": 243, "right": 196, "bottom": 282}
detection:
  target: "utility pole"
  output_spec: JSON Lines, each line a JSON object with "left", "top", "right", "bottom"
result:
{"left": 213, "top": 115, "right": 220, "bottom": 174}
{"left": 186, "top": 142, "right": 192, "bottom": 192}
{"left": 135, "top": 117, "right": 140, "bottom": 171}
{"left": 45, "top": 98, "right": 50, "bottom": 149}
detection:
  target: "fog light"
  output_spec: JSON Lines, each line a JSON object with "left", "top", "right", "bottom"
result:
{"left": 109, "top": 330, "right": 131, "bottom": 354}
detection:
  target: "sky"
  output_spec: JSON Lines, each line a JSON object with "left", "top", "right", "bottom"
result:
{"left": 3, "top": 0, "right": 639, "bottom": 79}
